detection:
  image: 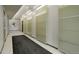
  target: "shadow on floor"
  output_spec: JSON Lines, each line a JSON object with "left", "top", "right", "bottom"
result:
{"left": 12, "top": 35, "right": 52, "bottom": 54}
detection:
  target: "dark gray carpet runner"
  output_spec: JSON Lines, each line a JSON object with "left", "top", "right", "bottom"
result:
{"left": 12, "top": 35, "right": 51, "bottom": 54}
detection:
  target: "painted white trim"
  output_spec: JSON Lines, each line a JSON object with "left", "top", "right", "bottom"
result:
{"left": 25, "top": 10, "right": 32, "bottom": 15}
{"left": 36, "top": 5, "right": 45, "bottom": 11}
{"left": 35, "top": 10, "right": 47, "bottom": 16}
{"left": 33, "top": 5, "right": 40, "bottom": 10}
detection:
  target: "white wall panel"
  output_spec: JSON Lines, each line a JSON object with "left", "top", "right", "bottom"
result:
{"left": 46, "top": 6, "right": 58, "bottom": 48}
{"left": 0, "top": 6, "right": 4, "bottom": 52}
{"left": 32, "top": 12, "right": 36, "bottom": 37}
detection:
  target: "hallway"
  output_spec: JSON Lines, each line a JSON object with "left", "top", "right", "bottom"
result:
{"left": 0, "top": 5, "right": 79, "bottom": 54}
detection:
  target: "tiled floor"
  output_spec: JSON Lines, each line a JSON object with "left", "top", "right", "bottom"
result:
{"left": 2, "top": 31, "right": 62, "bottom": 54}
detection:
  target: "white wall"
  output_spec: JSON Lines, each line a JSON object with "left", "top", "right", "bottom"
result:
{"left": 9, "top": 19, "right": 20, "bottom": 31}
{"left": 46, "top": 6, "right": 59, "bottom": 48}
{"left": 4, "top": 14, "right": 9, "bottom": 39}
{"left": 0, "top": 6, "right": 5, "bottom": 52}
{"left": 32, "top": 12, "right": 36, "bottom": 37}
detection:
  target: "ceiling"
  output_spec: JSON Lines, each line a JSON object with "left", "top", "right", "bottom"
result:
{"left": 12, "top": 5, "right": 40, "bottom": 20}
{"left": 3, "top": 5, "right": 40, "bottom": 19}
{"left": 4, "top": 5, "right": 21, "bottom": 19}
